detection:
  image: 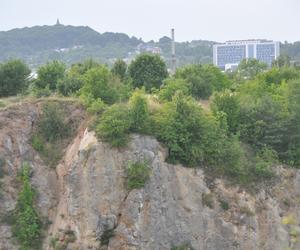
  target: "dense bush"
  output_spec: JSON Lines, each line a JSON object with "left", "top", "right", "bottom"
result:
{"left": 235, "top": 58, "right": 267, "bottom": 80}
{"left": 126, "top": 161, "right": 151, "bottom": 190}
{"left": 211, "top": 90, "right": 240, "bottom": 134}
{"left": 57, "top": 75, "right": 83, "bottom": 96}
{"left": 96, "top": 104, "right": 131, "bottom": 147}
{"left": 158, "top": 78, "right": 189, "bottom": 101}
{"left": 111, "top": 59, "right": 127, "bottom": 81}
{"left": 13, "top": 163, "right": 41, "bottom": 249}
{"left": 0, "top": 59, "right": 31, "bottom": 97}
{"left": 31, "top": 102, "right": 73, "bottom": 167}
{"left": 129, "top": 89, "right": 150, "bottom": 133}
{"left": 80, "top": 65, "right": 130, "bottom": 107}
{"left": 175, "top": 64, "right": 230, "bottom": 99}
{"left": 153, "top": 93, "right": 243, "bottom": 172}
{"left": 129, "top": 54, "right": 168, "bottom": 91}
{"left": 35, "top": 60, "right": 66, "bottom": 90}
{"left": 37, "top": 103, "right": 69, "bottom": 142}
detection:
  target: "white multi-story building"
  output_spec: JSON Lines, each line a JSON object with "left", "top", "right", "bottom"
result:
{"left": 213, "top": 40, "right": 280, "bottom": 70}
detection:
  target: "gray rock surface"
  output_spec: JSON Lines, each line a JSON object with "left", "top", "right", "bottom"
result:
{"left": 49, "top": 131, "right": 300, "bottom": 250}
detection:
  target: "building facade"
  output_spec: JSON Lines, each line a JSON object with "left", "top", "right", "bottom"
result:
{"left": 213, "top": 40, "right": 280, "bottom": 70}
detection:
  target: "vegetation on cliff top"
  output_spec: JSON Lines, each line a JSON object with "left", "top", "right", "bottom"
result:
{"left": 1, "top": 55, "right": 300, "bottom": 185}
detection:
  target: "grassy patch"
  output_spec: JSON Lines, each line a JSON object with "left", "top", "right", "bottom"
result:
{"left": 219, "top": 199, "right": 230, "bottom": 211}
{"left": 126, "top": 161, "right": 151, "bottom": 190}
{"left": 0, "top": 100, "right": 6, "bottom": 108}
{"left": 240, "top": 205, "right": 255, "bottom": 216}
{"left": 171, "top": 243, "right": 194, "bottom": 250}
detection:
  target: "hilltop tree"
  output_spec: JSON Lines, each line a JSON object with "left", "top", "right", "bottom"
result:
{"left": 129, "top": 54, "right": 168, "bottom": 91}
{"left": 0, "top": 59, "right": 31, "bottom": 97}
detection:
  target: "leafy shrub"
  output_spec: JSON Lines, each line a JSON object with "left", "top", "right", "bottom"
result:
{"left": 111, "top": 59, "right": 127, "bottom": 81}
{"left": 13, "top": 163, "right": 42, "bottom": 249}
{"left": 31, "top": 135, "right": 44, "bottom": 153}
{"left": 253, "top": 147, "right": 277, "bottom": 178}
{"left": 175, "top": 64, "right": 230, "bottom": 100}
{"left": 126, "top": 161, "right": 151, "bottom": 190}
{"left": 80, "top": 66, "right": 124, "bottom": 105}
{"left": 129, "top": 89, "right": 150, "bottom": 133}
{"left": 86, "top": 98, "right": 106, "bottom": 115}
{"left": 37, "top": 103, "right": 69, "bottom": 143}
{"left": 211, "top": 90, "right": 240, "bottom": 134}
{"left": 30, "top": 85, "right": 52, "bottom": 98}
{"left": 153, "top": 93, "right": 240, "bottom": 169}
{"left": 35, "top": 60, "right": 66, "bottom": 90}
{"left": 57, "top": 76, "right": 83, "bottom": 96}
{"left": 96, "top": 104, "right": 131, "bottom": 147}
{"left": 158, "top": 78, "right": 189, "bottom": 101}
{"left": 202, "top": 193, "right": 214, "bottom": 209}
{"left": 31, "top": 102, "right": 75, "bottom": 168}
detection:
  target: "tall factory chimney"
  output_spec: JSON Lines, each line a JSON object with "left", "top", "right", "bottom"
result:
{"left": 171, "top": 28, "right": 176, "bottom": 74}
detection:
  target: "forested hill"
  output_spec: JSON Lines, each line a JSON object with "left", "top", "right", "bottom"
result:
{"left": 0, "top": 23, "right": 300, "bottom": 68}
{"left": 0, "top": 24, "right": 141, "bottom": 67}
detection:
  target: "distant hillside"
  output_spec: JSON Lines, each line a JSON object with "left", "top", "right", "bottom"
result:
{"left": 0, "top": 23, "right": 299, "bottom": 68}
{"left": 0, "top": 24, "right": 141, "bottom": 67}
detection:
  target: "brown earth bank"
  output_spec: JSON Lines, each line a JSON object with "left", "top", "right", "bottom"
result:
{"left": 0, "top": 100, "right": 299, "bottom": 250}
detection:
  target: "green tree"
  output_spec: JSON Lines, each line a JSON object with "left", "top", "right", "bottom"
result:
{"left": 158, "top": 78, "right": 189, "bottom": 101}
{"left": 0, "top": 59, "right": 31, "bottom": 97}
{"left": 35, "top": 60, "right": 66, "bottom": 90}
{"left": 211, "top": 90, "right": 240, "bottom": 134}
{"left": 236, "top": 58, "right": 267, "bottom": 80}
{"left": 175, "top": 64, "right": 230, "bottom": 99}
{"left": 13, "top": 163, "right": 41, "bottom": 249}
{"left": 111, "top": 59, "right": 127, "bottom": 81}
{"left": 129, "top": 54, "right": 168, "bottom": 91}
{"left": 80, "top": 65, "right": 122, "bottom": 105}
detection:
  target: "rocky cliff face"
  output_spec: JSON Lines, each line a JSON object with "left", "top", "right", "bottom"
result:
{"left": 0, "top": 101, "right": 299, "bottom": 250}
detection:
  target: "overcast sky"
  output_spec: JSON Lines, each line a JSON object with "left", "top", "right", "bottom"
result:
{"left": 1, "top": 0, "right": 299, "bottom": 42}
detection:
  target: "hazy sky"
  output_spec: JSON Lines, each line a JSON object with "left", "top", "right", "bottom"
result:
{"left": 1, "top": 0, "right": 299, "bottom": 42}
